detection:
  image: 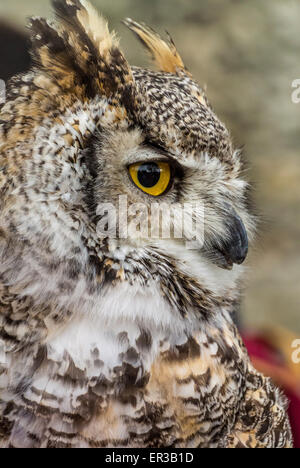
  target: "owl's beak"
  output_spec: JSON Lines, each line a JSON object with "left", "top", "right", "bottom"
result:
{"left": 205, "top": 207, "right": 249, "bottom": 270}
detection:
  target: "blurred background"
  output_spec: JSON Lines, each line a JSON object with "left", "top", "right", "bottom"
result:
{"left": 0, "top": 0, "right": 299, "bottom": 333}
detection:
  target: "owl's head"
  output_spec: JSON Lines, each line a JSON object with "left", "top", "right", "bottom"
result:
{"left": 0, "top": 0, "right": 254, "bottom": 327}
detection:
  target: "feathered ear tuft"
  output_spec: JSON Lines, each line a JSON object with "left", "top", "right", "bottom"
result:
{"left": 29, "top": 0, "right": 133, "bottom": 103}
{"left": 52, "top": 0, "right": 118, "bottom": 57}
{"left": 123, "top": 18, "right": 190, "bottom": 76}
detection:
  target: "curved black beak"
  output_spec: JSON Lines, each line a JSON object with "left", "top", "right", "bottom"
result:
{"left": 204, "top": 207, "right": 249, "bottom": 270}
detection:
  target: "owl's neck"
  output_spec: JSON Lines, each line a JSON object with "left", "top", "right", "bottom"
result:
{"left": 42, "top": 281, "right": 196, "bottom": 377}
{"left": 1, "top": 281, "right": 195, "bottom": 393}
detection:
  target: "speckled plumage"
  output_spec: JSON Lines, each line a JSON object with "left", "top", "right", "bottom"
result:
{"left": 0, "top": 0, "right": 292, "bottom": 448}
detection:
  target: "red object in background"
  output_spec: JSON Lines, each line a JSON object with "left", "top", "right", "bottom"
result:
{"left": 244, "top": 336, "right": 300, "bottom": 449}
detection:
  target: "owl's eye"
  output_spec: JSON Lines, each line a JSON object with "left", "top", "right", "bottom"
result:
{"left": 128, "top": 162, "right": 172, "bottom": 197}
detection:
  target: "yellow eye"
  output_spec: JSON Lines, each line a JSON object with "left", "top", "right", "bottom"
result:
{"left": 128, "top": 161, "right": 172, "bottom": 197}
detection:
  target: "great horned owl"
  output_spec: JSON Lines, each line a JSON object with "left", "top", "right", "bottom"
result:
{"left": 0, "top": 0, "right": 292, "bottom": 448}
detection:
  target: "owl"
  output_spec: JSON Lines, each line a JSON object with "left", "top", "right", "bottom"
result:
{"left": 0, "top": 0, "right": 292, "bottom": 448}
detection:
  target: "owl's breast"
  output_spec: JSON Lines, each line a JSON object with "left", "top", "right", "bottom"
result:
{"left": 0, "top": 277, "right": 248, "bottom": 448}
{"left": 77, "top": 330, "right": 245, "bottom": 448}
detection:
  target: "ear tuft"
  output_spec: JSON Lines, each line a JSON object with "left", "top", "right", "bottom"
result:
{"left": 29, "top": 0, "right": 133, "bottom": 102}
{"left": 123, "top": 18, "right": 189, "bottom": 76}
{"left": 52, "top": 0, "right": 119, "bottom": 57}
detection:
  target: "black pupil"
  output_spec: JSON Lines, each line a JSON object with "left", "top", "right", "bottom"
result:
{"left": 137, "top": 163, "right": 161, "bottom": 188}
